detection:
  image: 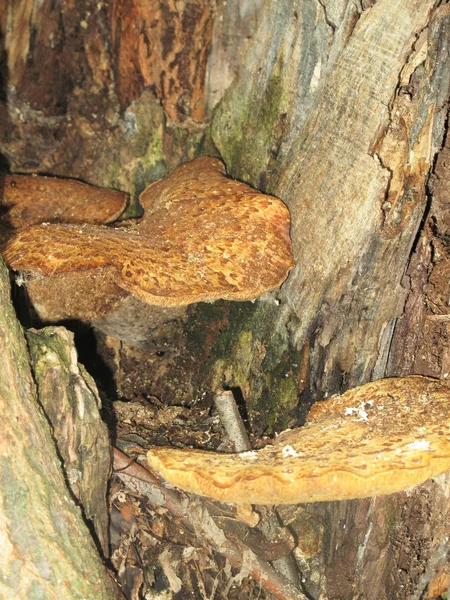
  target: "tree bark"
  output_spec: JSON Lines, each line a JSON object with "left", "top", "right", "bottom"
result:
{"left": 210, "top": 0, "right": 450, "bottom": 413}
{"left": 279, "top": 475, "right": 450, "bottom": 600}
{"left": 0, "top": 259, "right": 122, "bottom": 599}
{"left": 26, "top": 326, "right": 112, "bottom": 557}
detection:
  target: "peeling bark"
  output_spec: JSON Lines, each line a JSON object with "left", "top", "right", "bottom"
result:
{"left": 212, "top": 0, "right": 450, "bottom": 400}
{"left": 388, "top": 107, "right": 450, "bottom": 381}
{"left": 111, "top": 0, "right": 213, "bottom": 122}
{"left": 279, "top": 475, "right": 450, "bottom": 600}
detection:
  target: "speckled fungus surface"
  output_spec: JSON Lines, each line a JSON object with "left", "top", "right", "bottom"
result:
{"left": 147, "top": 376, "right": 450, "bottom": 505}
{"left": 2, "top": 158, "right": 294, "bottom": 345}
{"left": 0, "top": 174, "right": 127, "bottom": 245}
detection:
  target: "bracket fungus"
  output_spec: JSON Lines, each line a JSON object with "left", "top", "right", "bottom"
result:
{"left": 146, "top": 376, "right": 450, "bottom": 505}
{"left": 0, "top": 174, "right": 128, "bottom": 245}
{"left": 2, "top": 158, "right": 294, "bottom": 346}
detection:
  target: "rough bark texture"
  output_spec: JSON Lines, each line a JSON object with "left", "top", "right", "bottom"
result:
{"left": 0, "top": 0, "right": 210, "bottom": 204}
{"left": 130, "top": 0, "right": 450, "bottom": 433}
{"left": 388, "top": 124, "right": 450, "bottom": 381}
{"left": 111, "top": 0, "right": 213, "bottom": 122}
{"left": 0, "top": 259, "right": 122, "bottom": 599}
{"left": 205, "top": 0, "right": 265, "bottom": 113}
{"left": 26, "top": 326, "right": 112, "bottom": 557}
{"left": 203, "top": 4, "right": 450, "bottom": 597}
{"left": 212, "top": 0, "right": 450, "bottom": 405}
{"left": 280, "top": 476, "right": 450, "bottom": 600}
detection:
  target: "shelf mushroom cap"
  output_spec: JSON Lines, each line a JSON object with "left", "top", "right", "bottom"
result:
{"left": 2, "top": 158, "right": 294, "bottom": 326}
{"left": 0, "top": 174, "right": 127, "bottom": 243}
{"left": 147, "top": 376, "right": 450, "bottom": 505}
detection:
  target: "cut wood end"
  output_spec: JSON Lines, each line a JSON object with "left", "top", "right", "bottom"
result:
{"left": 146, "top": 377, "right": 450, "bottom": 505}
{"left": 3, "top": 158, "right": 295, "bottom": 314}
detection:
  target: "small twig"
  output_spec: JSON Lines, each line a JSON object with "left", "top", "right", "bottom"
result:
{"left": 117, "top": 521, "right": 138, "bottom": 577}
{"left": 113, "top": 448, "right": 186, "bottom": 522}
{"left": 213, "top": 390, "right": 251, "bottom": 452}
{"left": 212, "top": 390, "right": 301, "bottom": 589}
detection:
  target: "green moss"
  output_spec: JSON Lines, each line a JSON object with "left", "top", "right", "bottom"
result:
{"left": 212, "top": 51, "right": 289, "bottom": 188}
{"left": 184, "top": 297, "right": 301, "bottom": 433}
{"left": 26, "top": 327, "right": 72, "bottom": 366}
{"left": 105, "top": 160, "right": 122, "bottom": 189}
{"left": 263, "top": 373, "right": 299, "bottom": 430}
{"left": 225, "top": 330, "right": 254, "bottom": 386}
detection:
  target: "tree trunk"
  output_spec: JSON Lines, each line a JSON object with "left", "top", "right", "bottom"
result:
{"left": 0, "top": 259, "right": 122, "bottom": 599}
{"left": 1, "top": 1, "right": 450, "bottom": 598}
{"left": 210, "top": 0, "right": 450, "bottom": 418}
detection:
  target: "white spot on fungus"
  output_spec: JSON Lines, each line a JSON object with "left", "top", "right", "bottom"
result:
{"left": 407, "top": 439, "right": 430, "bottom": 451}
{"left": 282, "top": 445, "right": 300, "bottom": 458}
{"left": 239, "top": 451, "right": 258, "bottom": 459}
{"left": 345, "top": 402, "right": 369, "bottom": 421}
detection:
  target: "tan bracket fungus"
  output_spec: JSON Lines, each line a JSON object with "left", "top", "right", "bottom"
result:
{"left": 0, "top": 174, "right": 128, "bottom": 246}
{"left": 2, "top": 158, "right": 295, "bottom": 347}
{"left": 147, "top": 377, "right": 450, "bottom": 505}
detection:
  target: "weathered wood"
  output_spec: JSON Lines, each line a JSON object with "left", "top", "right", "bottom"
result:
{"left": 205, "top": 4, "right": 450, "bottom": 597}
{"left": 0, "top": 0, "right": 208, "bottom": 199}
{"left": 278, "top": 475, "right": 450, "bottom": 600}
{"left": 212, "top": 0, "right": 450, "bottom": 401}
{"left": 0, "top": 259, "right": 122, "bottom": 599}
{"left": 206, "top": 0, "right": 264, "bottom": 114}
{"left": 111, "top": 0, "right": 213, "bottom": 122}
{"left": 26, "top": 326, "right": 112, "bottom": 556}
{"left": 388, "top": 118, "right": 450, "bottom": 380}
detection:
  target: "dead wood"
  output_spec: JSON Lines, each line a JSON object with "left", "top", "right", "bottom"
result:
{"left": 0, "top": 258, "right": 123, "bottom": 599}
{"left": 1, "top": 0, "right": 450, "bottom": 597}
{"left": 26, "top": 325, "right": 112, "bottom": 556}
{"left": 113, "top": 448, "right": 307, "bottom": 600}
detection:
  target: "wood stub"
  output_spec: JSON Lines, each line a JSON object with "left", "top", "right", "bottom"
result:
{"left": 26, "top": 326, "right": 112, "bottom": 556}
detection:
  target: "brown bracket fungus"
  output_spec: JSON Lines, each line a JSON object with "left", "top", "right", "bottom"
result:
{"left": 146, "top": 376, "right": 450, "bottom": 505}
{"left": 0, "top": 174, "right": 128, "bottom": 246}
{"left": 2, "top": 158, "right": 294, "bottom": 347}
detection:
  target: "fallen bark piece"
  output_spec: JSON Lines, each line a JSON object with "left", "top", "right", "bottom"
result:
{"left": 2, "top": 157, "right": 294, "bottom": 346}
{"left": 147, "top": 376, "right": 450, "bottom": 505}
{"left": 26, "top": 326, "right": 112, "bottom": 557}
{"left": 0, "top": 174, "right": 128, "bottom": 245}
